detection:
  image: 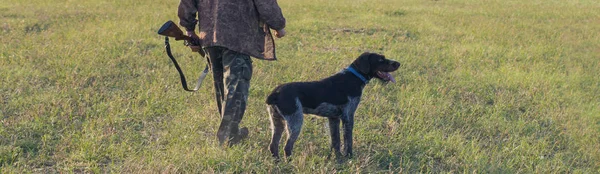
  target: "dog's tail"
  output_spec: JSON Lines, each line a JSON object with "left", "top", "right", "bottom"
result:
{"left": 265, "top": 86, "right": 283, "bottom": 105}
{"left": 265, "top": 91, "right": 279, "bottom": 105}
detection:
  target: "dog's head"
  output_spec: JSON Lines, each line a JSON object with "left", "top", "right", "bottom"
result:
{"left": 352, "top": 52, "right": 400, "bottom": 82}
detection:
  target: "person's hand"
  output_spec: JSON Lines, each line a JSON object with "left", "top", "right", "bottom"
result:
{"left": 186, "top": 31, "right": 201, "bottom": 52}
{"left": 274, "top": 29, "right": 286, "bottom": 38}
{"left": 187, "top": 31, "right": 200, "bottom": 41}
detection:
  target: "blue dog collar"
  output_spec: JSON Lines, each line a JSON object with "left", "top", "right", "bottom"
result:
{"left": 346, "top": 67, "right": 369, "bottom": 84}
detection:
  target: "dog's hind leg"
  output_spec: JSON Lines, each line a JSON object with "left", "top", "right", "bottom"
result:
{"left": 283, "top": 99, "right": 304, "bottom": 157}
{"left": 283, "top": 114, "right": 303, "bottom": 157}
{"left": 268, "top": 105, "right": 285, "bottom": 159}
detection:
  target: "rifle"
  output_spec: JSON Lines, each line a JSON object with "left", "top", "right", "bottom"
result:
{"left": 157, "top": 20, "right": 209, "bottom": 92}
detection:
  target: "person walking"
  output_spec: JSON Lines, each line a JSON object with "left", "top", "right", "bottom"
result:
{"left": 178, "top": 0, "right": 286, "bottom": 145}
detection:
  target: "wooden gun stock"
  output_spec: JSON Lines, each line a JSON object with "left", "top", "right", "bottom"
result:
{"left": 158, "top": 20, "right": 192, "bottom": 41}
{"left": 158, "top": 20, "right": 204, "bottom": 55}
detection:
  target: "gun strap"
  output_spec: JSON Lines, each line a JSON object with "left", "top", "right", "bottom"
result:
{"left": 164, "top": 36, "right": 209, "bottom": 92}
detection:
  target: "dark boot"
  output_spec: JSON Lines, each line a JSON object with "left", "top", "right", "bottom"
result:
{"left": 229, "top": 127, "right": 249, "bottom": 146}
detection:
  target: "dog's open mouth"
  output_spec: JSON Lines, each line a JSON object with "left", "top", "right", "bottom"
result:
{"left": 376, "top": 71, "right": 396, "bottom": 83}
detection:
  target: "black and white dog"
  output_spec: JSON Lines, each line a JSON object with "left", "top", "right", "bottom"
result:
{"left": 265, "top": 52, "right": 400, "bottom": 159}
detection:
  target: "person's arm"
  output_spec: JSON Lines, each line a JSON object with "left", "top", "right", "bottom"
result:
{"left": 178, "top": 0, "right": 199, "bottom": 32}
{"left": 178, "top": 0, "right": 201, "bottom": 51}
{"left": 254, "top": 0, "right": 286, "bottom": 31}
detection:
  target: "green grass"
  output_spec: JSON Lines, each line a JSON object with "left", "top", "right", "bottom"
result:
{"left": 1, "top": 0, "right": 599, "bottom": 173}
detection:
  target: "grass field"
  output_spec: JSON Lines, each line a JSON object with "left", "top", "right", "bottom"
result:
{"left": 1, "top": 0, "right": 599, "bottom": 173}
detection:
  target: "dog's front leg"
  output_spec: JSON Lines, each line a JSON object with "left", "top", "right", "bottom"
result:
{"left": 341, "top": 114, "right": 354, "bottom": 157}
{"left": 328, "top": 118, "right": 341, "bottom": 156}
{"left": 342, "top": 97, "right": 360, "bottom": 157}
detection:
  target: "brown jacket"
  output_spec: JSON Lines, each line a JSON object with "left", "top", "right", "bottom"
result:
{"left": 178, "top": 0, "right": 286, "bottom": 60}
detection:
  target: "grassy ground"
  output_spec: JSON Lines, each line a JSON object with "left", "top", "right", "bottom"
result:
{"left": 1, "top": 0, "right": 599, "bottom": 173}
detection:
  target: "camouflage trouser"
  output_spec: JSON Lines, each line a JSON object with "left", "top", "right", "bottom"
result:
{"left": 205, "top": 46, "right": 252, "bottom": 145}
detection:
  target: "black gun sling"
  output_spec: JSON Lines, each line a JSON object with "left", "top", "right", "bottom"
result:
{"left": 163, "top": 36, "right": 209, "bottom": 92}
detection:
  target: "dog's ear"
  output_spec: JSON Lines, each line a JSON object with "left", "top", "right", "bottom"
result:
{"left": 353, "top": 52, "right": 372, "bottom": 74}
